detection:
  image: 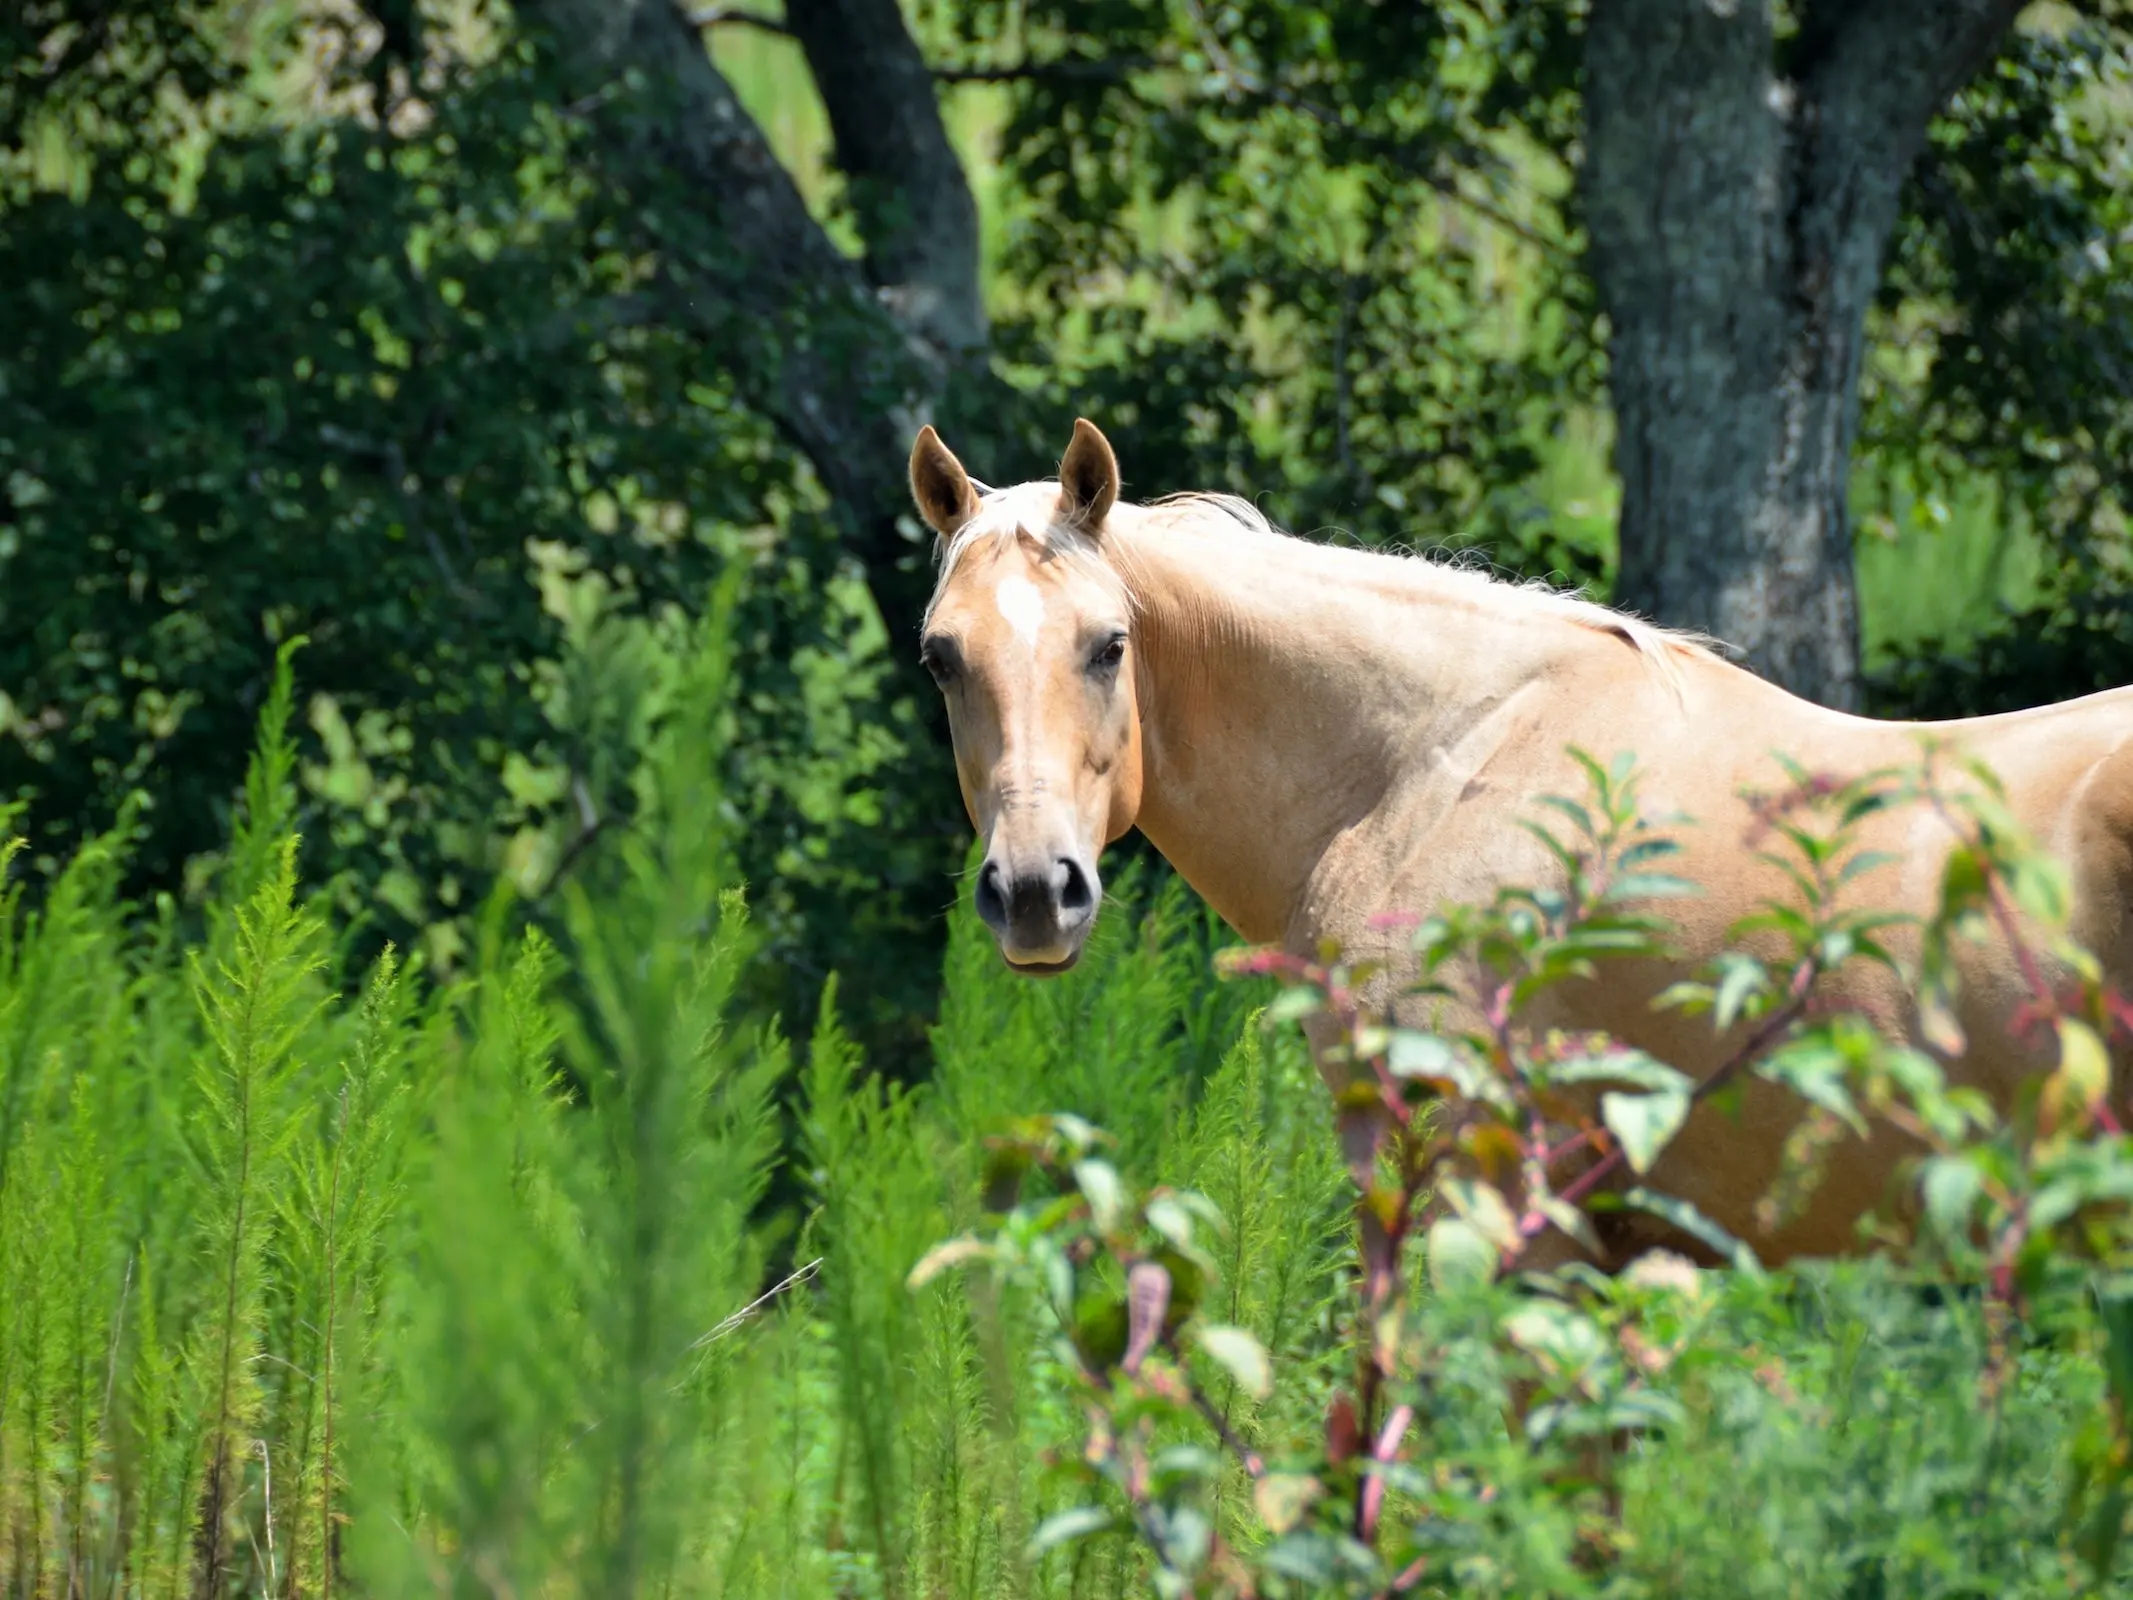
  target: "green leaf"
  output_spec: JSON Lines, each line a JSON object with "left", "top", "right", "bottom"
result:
{"left": 1426, "top": 1215, "right": 1499, "bottom": 1292}
{"left": 1440, "top": 1175, "right": 1521, "bottom": 1250}
{"left": 1386, "top": 1029, "right": 1456, "bottom": 1079}
{"left": 1653, "top": 979, "right": 1715, "bottom": 1015}
{"left": 907, "top": 1234, "right": 990, "bottom": 1290}
{"left": 2029, "top": 1178, "right": 2090, "bottom": 1233}
{"left": 1835, "top": 848, "right": 1902, "bottom": 890}
{"left": 1026, "top": 1505, "right": 1115, "bottom": 1559}
{"left": 1713, "top": 955, "right": 1769, "bottom": 1032}
{"left": 1151, "top": 1444, "right": 1222, "bottom": 1487}
{"left": 1550, "top": 1048, "right": 1690, "bottom": 1094}
{"left": 1195, "top": 1323, "right": 1273, "bottom": 1400}
{"left": 2096, "top": 1279, "right": 2133, "bottom": 1406}
{"left": 1516, "top": 816, "right": 1583, "bottom": 875}
{"left": 1601, "top": 1089, "right": 1689, "bottom": 1174}
{"left": 1072, "top": 1292, "right": 1130, "bottom": 1369}
{"left": 1264, "top": 987, "right": 1324, "bottom": 1025}
{"left": 1619, "top": 836, "right": 1684, "bottom": 870}
{"left": 1921, "top": 1155, "right": 1982, "bottom": 1241}
{"left": 1619, "top": 1187, "right": 1763, "bottom": 1275}
{"left": 980, "top": 1144, "right": 1031, "bottom": 1212}
{"left": 1254, "top": 1472, "right": 1323, "bottom": 1536}
{"left": 1041, "top": 1242, "right": 1075, "bottom": 1318}
{"left": 1050, "top": 1112, "right": 1104, "bottom": 1153}
{"left": 2074, "top": 1479, "right": 2129, "bottom": 1586}
{"left": 1502, "top": 1300, "right": 1608, "bottom": 1376}
{"left": 1604, "top": 1389, "right": 1688, "bottom": 1433}
{"left": 1073, "top": 1158, "right": 1125, "bottom": 1233}
{"left": 1144, "top": 1194, "right": 1197, "bottom": 1252}
{"left": 1261, "top": 1531, "right": 1342, "bottom": 1584}
{"left": 2057, "top": 1017, "right": 2110, "bottom": 1111}
{"left": 1534, "top": 1194, "right": 1599, "bottom": 1253}
{"left": 1610, "top": 871, "right": 1698, "bottom": 902}
{"left": 1388, "top": 1030, "right": 1503, "bottom": 1102}
{"left": 1157, "top": 1505, "right": 1213, "bottom": 1575}
{"left": 1533, "top": 793, "right": 1597, "bottom": 839}
{"left": 1760, "top": 1039, "right": 1867, "bottom": 1136}
{"left": 1939, "top": 847, "right": 1990, "bottom": 921}
{"left": 1917, "top": 980, "right": 1967, "bottom": 1057}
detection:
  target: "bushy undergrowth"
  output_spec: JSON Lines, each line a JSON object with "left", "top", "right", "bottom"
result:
{"left": 2, "top": 613, "right": 2130, "bottom": 1598}
{"left": 921, "top": 751, "right": 2133, "bottom": 1598}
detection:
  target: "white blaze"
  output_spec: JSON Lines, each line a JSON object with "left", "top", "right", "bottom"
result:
{"left": 995, "top": 576, "right": 1046, "bottom": 650}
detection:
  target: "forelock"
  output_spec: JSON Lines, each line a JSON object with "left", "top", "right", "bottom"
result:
{"left": 922, "top": 482, "right": 1131, "bottom": 629}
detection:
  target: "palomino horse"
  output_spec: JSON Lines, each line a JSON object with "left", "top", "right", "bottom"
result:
{"left": 909, "top": 418, "right": 2133, "bottom": 1269}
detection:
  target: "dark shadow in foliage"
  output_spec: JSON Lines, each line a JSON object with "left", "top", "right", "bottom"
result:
{"left": 1868, "top": 576, "right": 2133, "bottom": 720}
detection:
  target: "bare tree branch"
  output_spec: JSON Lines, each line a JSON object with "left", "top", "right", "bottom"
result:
{"left": 932, "top": 56, "right": 1154, "bottom": 85}
{"left": 684, "top": 5, "right": 792, "bottom": 38}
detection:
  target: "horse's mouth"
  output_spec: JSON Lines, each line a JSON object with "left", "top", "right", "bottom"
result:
{"left": 1001, "top": 951, "right": 1081, "bottom": 978}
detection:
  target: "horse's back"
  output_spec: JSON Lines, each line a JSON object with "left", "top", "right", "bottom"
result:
{"left": 1952, "top": 688, "right": 2133, "bottom": 981}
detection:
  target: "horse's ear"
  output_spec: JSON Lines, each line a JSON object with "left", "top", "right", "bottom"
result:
{"left": 910, "top": 425, "right": 980, "bottom": 538}
{"left": 1058, "top": 417, "right": 1119, "bottom": 532}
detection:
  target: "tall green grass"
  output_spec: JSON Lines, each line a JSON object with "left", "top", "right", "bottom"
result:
{"left": 0, "top": 596, "right": 1339, "bottom": 1597}
{"left": 0, "top": 600, "right": 2119, "bottom": 1598}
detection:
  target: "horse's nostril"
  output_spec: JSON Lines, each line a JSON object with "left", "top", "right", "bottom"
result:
{"left": 1056, "top": 857, "right": 1094, "bottom": 917}
{"left": 975, "top": 859, "right": 1009, "bottom": 929}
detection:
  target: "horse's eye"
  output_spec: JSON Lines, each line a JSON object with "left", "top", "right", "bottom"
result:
{"left": 919, "top": 642, "right": 958, "bottom": 686}
{"left": 1088, "top": 636, "right": 1127, "bottom": 675}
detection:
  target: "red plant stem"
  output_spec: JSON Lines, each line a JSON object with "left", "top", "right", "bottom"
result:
{"left": 1978, "top": 863, "right": 2057, "bottom": 1015}
{"left": 1357, "top": 1403, "right": 1414, "bottom": 1541}
{"left": 1693, "top": 960, "right": 1820, "bottom": 1108}
{"left": 1535, "top": 967, "right": 1819, "bottom": 1227}
{"left": 1933, "top": 794, "right": 2131, "bottom": 1133}
{"left": 1988, "top": 1197, "right": 2028, "bottom": 1311}
{"left": 1543, "top": 1125, "right": 1604, "bottom": 1169}
{"left": 1183, "top": 1371, "right": 1265, "bottom": 1480}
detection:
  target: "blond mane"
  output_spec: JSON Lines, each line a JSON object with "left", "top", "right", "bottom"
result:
{"left": 926, "top": 482, "right": 1721, "bottom": 695}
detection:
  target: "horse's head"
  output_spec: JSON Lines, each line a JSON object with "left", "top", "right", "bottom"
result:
{"left": 909, "top": 419, "right": 1144, "bottom": 974}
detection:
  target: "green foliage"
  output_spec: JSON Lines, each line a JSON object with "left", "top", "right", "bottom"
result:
{"left": 6, "top": 8, "right": 2133, "bottom": 1592}
{"left": 0, "top": 608, "right": 1322, "bottom": 1597}
{"left": 5, "top": 626, "right": 2133, "bottom": 1597}
{"left": 941, "top": 0, "right": 1603, "bottom": 578}
{"left": 0, "top": 0, "right": 944, "bottom": 1074}
{"left": 4, "top": 0, "right": 2131, "bottom": 1098}
{"left": 1864, "top": 14, "right": 2133, "bottom": 714}
{"left": 918, "top": 745, "right": 2133, "bottom": 1597}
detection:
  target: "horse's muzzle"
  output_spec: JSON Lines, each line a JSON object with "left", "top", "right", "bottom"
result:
{"left": 975, "top": 851, "right": 1098, "bottom": 970}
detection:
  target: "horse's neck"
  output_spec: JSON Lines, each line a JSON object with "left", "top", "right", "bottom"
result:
{"left": 1117, "top": 516, "right": 1565, "bottom": 946}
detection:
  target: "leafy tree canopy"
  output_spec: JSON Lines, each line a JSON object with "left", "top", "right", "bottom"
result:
{"left": 1, "top": 0, "right": 2129, "bottom": 1064}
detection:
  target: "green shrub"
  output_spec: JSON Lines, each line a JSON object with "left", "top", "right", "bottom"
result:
{"left": 916, "top": 747, "right": 2133, "bottom": 1598}
{"left": 2, "top": 614, "right": 2130, "bottom": 1598}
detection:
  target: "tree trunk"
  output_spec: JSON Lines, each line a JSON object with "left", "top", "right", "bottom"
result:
{"left": 1583, "top": 0, "right": 2023, "bottom": 710}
